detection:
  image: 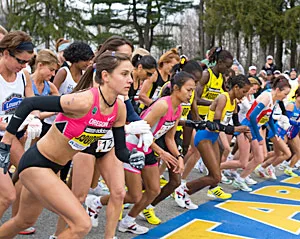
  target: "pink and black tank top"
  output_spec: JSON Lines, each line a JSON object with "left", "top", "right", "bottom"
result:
{"left": 55, "top": 87, "right": 118, "bottom": 151}
{"left": 126, "top": 96, "right": 182, "bottom": 153}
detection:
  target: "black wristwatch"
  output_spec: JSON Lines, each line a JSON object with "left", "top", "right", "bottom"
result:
{"left": 176, "top": 154, "right": 184, "bottom": 160}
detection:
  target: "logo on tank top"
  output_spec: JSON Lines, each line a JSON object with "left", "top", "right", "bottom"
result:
{"left": 2, "top": 93, "right": 23, "bottom": 113}
{"left": 92, "top": 106, "right": 98, "bottom": 115}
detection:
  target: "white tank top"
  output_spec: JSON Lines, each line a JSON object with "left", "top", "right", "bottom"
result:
{"left": 0, "top": 71, "right": 26, "bottom": 136}
{"left": 44, "top": 66, "right": 77, "bottom": 125}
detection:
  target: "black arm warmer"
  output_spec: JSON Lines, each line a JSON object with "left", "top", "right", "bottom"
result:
{"left": 112, "top": 126, "right": 131, "bottom": 163}
{"left": 232, "top": 113, "right": 241, "bottom": 126}
{"left": 6, "top": 96, "right": 63, "bottom": 135}
{"left": 278, "top": 101, "right": 286, "bottom": 115}
{"left": 211, "top": 120, "right": 235, "bottom": 135}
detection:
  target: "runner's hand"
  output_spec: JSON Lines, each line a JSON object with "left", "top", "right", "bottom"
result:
{"left": 159, "top": 151, "right": 178, "bottom": 168}
{"left": 137, "top": 132, "right": 153, "bottom": 152}
{"left": 129, "top": 148, "right": 145, "bottom": 170}
{"left": 0, "top": 142, "right": 11, "bottom": 174}
{"left": 173, "top": 157, "right": 184, "bottom": 174}
{"left": 125, "top": 120, "right": 151, "bottom": 135}
{"left": 18, "top": 114, "right": 35, "bottom": 132}
{"left": 234, "top": 125, "right": 250, "bottom": 133}
{"left": 27, "top": 118, "right": 42, "bottom": 140}
{"left": 185, "top": 120, "right": 206, "bottom": 130}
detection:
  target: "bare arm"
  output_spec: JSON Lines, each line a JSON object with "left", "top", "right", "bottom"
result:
{"left": 138, "top": 78, "right": 155, "bottom": 107}
{"left": 53, "top": 68, "right": 67, "bottom": 90}
{"left": 196, "top": 71, "right": 211, "bottom": 106}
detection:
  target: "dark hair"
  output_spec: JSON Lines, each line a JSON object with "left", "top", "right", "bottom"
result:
{"left": 0, "top": 30, "right": 33, "bottom": 54}
{"left": 161, "top": 71, "right": 194, "bottom": 97}
{"left": 97, "top": 36, "right": 134, "bottom": 55}
{"left": 132, "top": 54, "right": 157, "bottom": 69}
{"left": 171, "top": 60, "right": 202, "bottom": 80}
{"left": 74, "top": 51, "right": 131, "bottom": 91}
{"left": 63, "top": 41, "right": 94, "bottom": 63}
{"left": 208, "top": 47, "right": 233, "bottom": 64}
{"left": 272, "top": 75, "right": 291, "bottom": 90}
{"left": 227, "top": 74, "right": 251, "bottom": 90}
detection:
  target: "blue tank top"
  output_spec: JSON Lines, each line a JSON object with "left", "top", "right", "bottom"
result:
{"left": 32, "top": 80, "right": 51, "bottom": 96}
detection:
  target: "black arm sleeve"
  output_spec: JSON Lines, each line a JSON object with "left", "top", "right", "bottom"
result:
{"left": 232, "top": 113, "right": 241, "bottom": 126}
{"left": 6, "top": 96, "right": 63, "bottom": 135}
{"left": 278, "top": 101, "right": 286, "bottom": 115}
{"left": 112, "top": 126, "right": 131, "bottom": 163}
{"left": 206, "top": 120, "right": 235, "bottom": 135}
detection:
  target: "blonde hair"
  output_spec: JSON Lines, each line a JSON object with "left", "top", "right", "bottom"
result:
{"left": 248, "top": 77, "right": 260, "bottom": 86}
{"left": 35, "top": 49, "right": 59, "bottom": 67}
{"left": 132, "top": 48, "right": 150, "bottom": 59}
{"left": 158, "top": 48, "right": 180, "bottom": 69}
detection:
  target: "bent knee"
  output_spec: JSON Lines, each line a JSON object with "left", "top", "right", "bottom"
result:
{"left": 110, "top": 188, "right": 126, "bottom": 201}
{"left": 70, "top": 218, "right": 92, "bottom": 237}
{"left": 0, "top": 191, "right": 16, "bottom": 207}
{"left": 127, "top": 192, "right": 142, "bottom": 204}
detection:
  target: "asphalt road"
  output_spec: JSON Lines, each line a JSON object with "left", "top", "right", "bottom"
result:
{"left": 1, "top": 167, "right": 278, "bottom": 239}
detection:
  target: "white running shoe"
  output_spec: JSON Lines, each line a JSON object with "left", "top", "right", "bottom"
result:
{"left": 223, "top": 169, "right": 239, "bottom": 179}
{"left": 254, "top": 165, "right": 270, "bottom": 179}
{"left": 278, "top": 161, "right": 289, "bottom": 170}
{"left": 85, "top": 195, "right": 101, "bottom": 227}
{"left": 232, "top": 179, "right": 252, "bottom": 192}
{"left": 245, "top": 175, "right": 257, "bottom": 185}
{"left": 184, "top": 193, "right": 198, "bottom": 210}
{"left": 174, "top": 184, "right": 186, "bottom": 208}
{"left": 294, "top": 160, "right": 300, "bottom": 169}
{"left": 265, "top": 165, "right": 277, "bottom": 180}
{"left": 118, "top": 220, "right": 149, "bottom": 234}
{"left": 88, "top": 181, "right": 110, "bottom": 196}
{"left": 221, "top": 173, "right": 233, "bottom": 185}
{"left": 49, "top": 236, "right": 57, "bottom": 239}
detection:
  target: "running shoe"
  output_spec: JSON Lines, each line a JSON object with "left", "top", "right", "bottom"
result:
{"left": 221, "top": 173, "right": 233, "bottom": 185}
{"left": 207, "top": 186, "right": 232, "bottom": 200}
{"left": 265, "top": 165, "right": 277, "bottom": 180}
{"left": 184, "top": 193, "right": 198, "bottom": 209}
{"left": 89, "top": 181, "right": 110, "bottom": 196}
{"left": 118, "top": 220, "right": 149, "bottom": 234}
{"left": 232, "top": 179, "right": 252, "bottom": 192}
{"left": 245, "top": 175, "right": 257, "bottom": 185}
{"left": 284, "top": 168, "right": 299, "bottom": 177}
{"left": 223, "top": 169, "right": 239, "bottom": 179}
{"left": 142, "top": 208, "right": 161, "bottom": 225}
{"left": 254, "top": 165, "right": 270, "bottom": 179}
{"left": 160, "top": 176, "right": 168, "bottom": 187}
{"left": 174, "top": 184, "right": 186, "bottom": 208}
{"left": 49, "top": 236, "right": 57, "bottom": 239}
{"left": 19, "top": 227, "right": 36, "bottom": 235}
{"left": 85, "top": 195, "right": 101, "bottom": 227}
{"left": 278, "top": 161, "right": 289, "bottom": 170}
{"left": 294, "top": 160, "right": 300, "bottom": 169}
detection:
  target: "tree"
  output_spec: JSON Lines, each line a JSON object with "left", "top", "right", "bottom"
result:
{"left": 86, "top": 0, "right": 193, "bottom": 51}
{"left": 6, "top": 0, "right": 90, "bottom": 48}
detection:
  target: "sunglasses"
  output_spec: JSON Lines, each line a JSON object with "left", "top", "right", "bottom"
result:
{"left": 9, "top": 51, "right": 30, "bottom": 64}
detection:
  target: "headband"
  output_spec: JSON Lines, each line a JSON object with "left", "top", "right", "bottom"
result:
{"left": 15, "top": 41, "right": 35, "bottom": 51}
{"left": 58, "top": 42, "right": 71, "bottom": 52}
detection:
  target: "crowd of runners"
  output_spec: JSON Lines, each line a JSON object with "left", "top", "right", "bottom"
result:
{"left": 0, "top": 27, "right": 300, "bottom": 239}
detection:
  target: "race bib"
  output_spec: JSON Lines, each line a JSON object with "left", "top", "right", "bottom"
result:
{"left": 96, "top": 131, "right": 114, "bottom": 152}
{"left": 151, "top": 86, "right": 162, "bottom": 101}
{"left": 222, "top": 111, "right": 233, "bottom": 125}
{"left": 259, "top": 115, "right": 270, "bottom": 125}
{"left": 0, "top": 115, "right": 12, "bottom": 124}
{"left": 154, "top": 121, "right": 175, "bottom": 139}
{"left": 68, "top": 126, "right": 106, "bottom": 151}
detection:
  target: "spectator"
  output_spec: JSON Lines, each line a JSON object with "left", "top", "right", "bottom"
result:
{"left": 262, "top": 55, "right": 276, "bottom": 75}
{"left": 248, "top": 66, "right": 257, "bottom": 77}
{"left": 274, "top": 70, "right": 281, "bottom": 78}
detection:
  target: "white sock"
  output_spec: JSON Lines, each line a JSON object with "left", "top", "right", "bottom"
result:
{"left": 236, "top": 175, "right": 245, "bottom": 183}
{"left": 146, "top": 204, "right": 154, "bottom": 209}
{"left": 123, "top": 214, "right": 136, "bottom": 224}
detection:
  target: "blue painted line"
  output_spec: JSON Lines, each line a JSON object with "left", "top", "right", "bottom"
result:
{"left": 136, "top": 172, "right": 300, "bottom": 239}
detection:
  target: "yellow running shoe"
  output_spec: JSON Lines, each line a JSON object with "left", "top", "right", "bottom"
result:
{"left": 119, "top": 204, "right": 124, "bottom": 221}
{"left": 207, "top": 186, "right": 232, "bottom": 200}
{"left": 160, "top": 176, "right": 168, "bottom": 187}
{"left": 142, "top": 208, "right": 161, "bottom": 225}
{"left": 284, "top": 168, "right": 298, "bottom": 177}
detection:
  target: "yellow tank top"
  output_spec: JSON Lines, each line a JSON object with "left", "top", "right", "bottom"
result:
{"left": 198, "top": 68, "right": 224, "bottom": 116}
{"left": 207, "top": 92, "right": 236, "bottom": 125}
